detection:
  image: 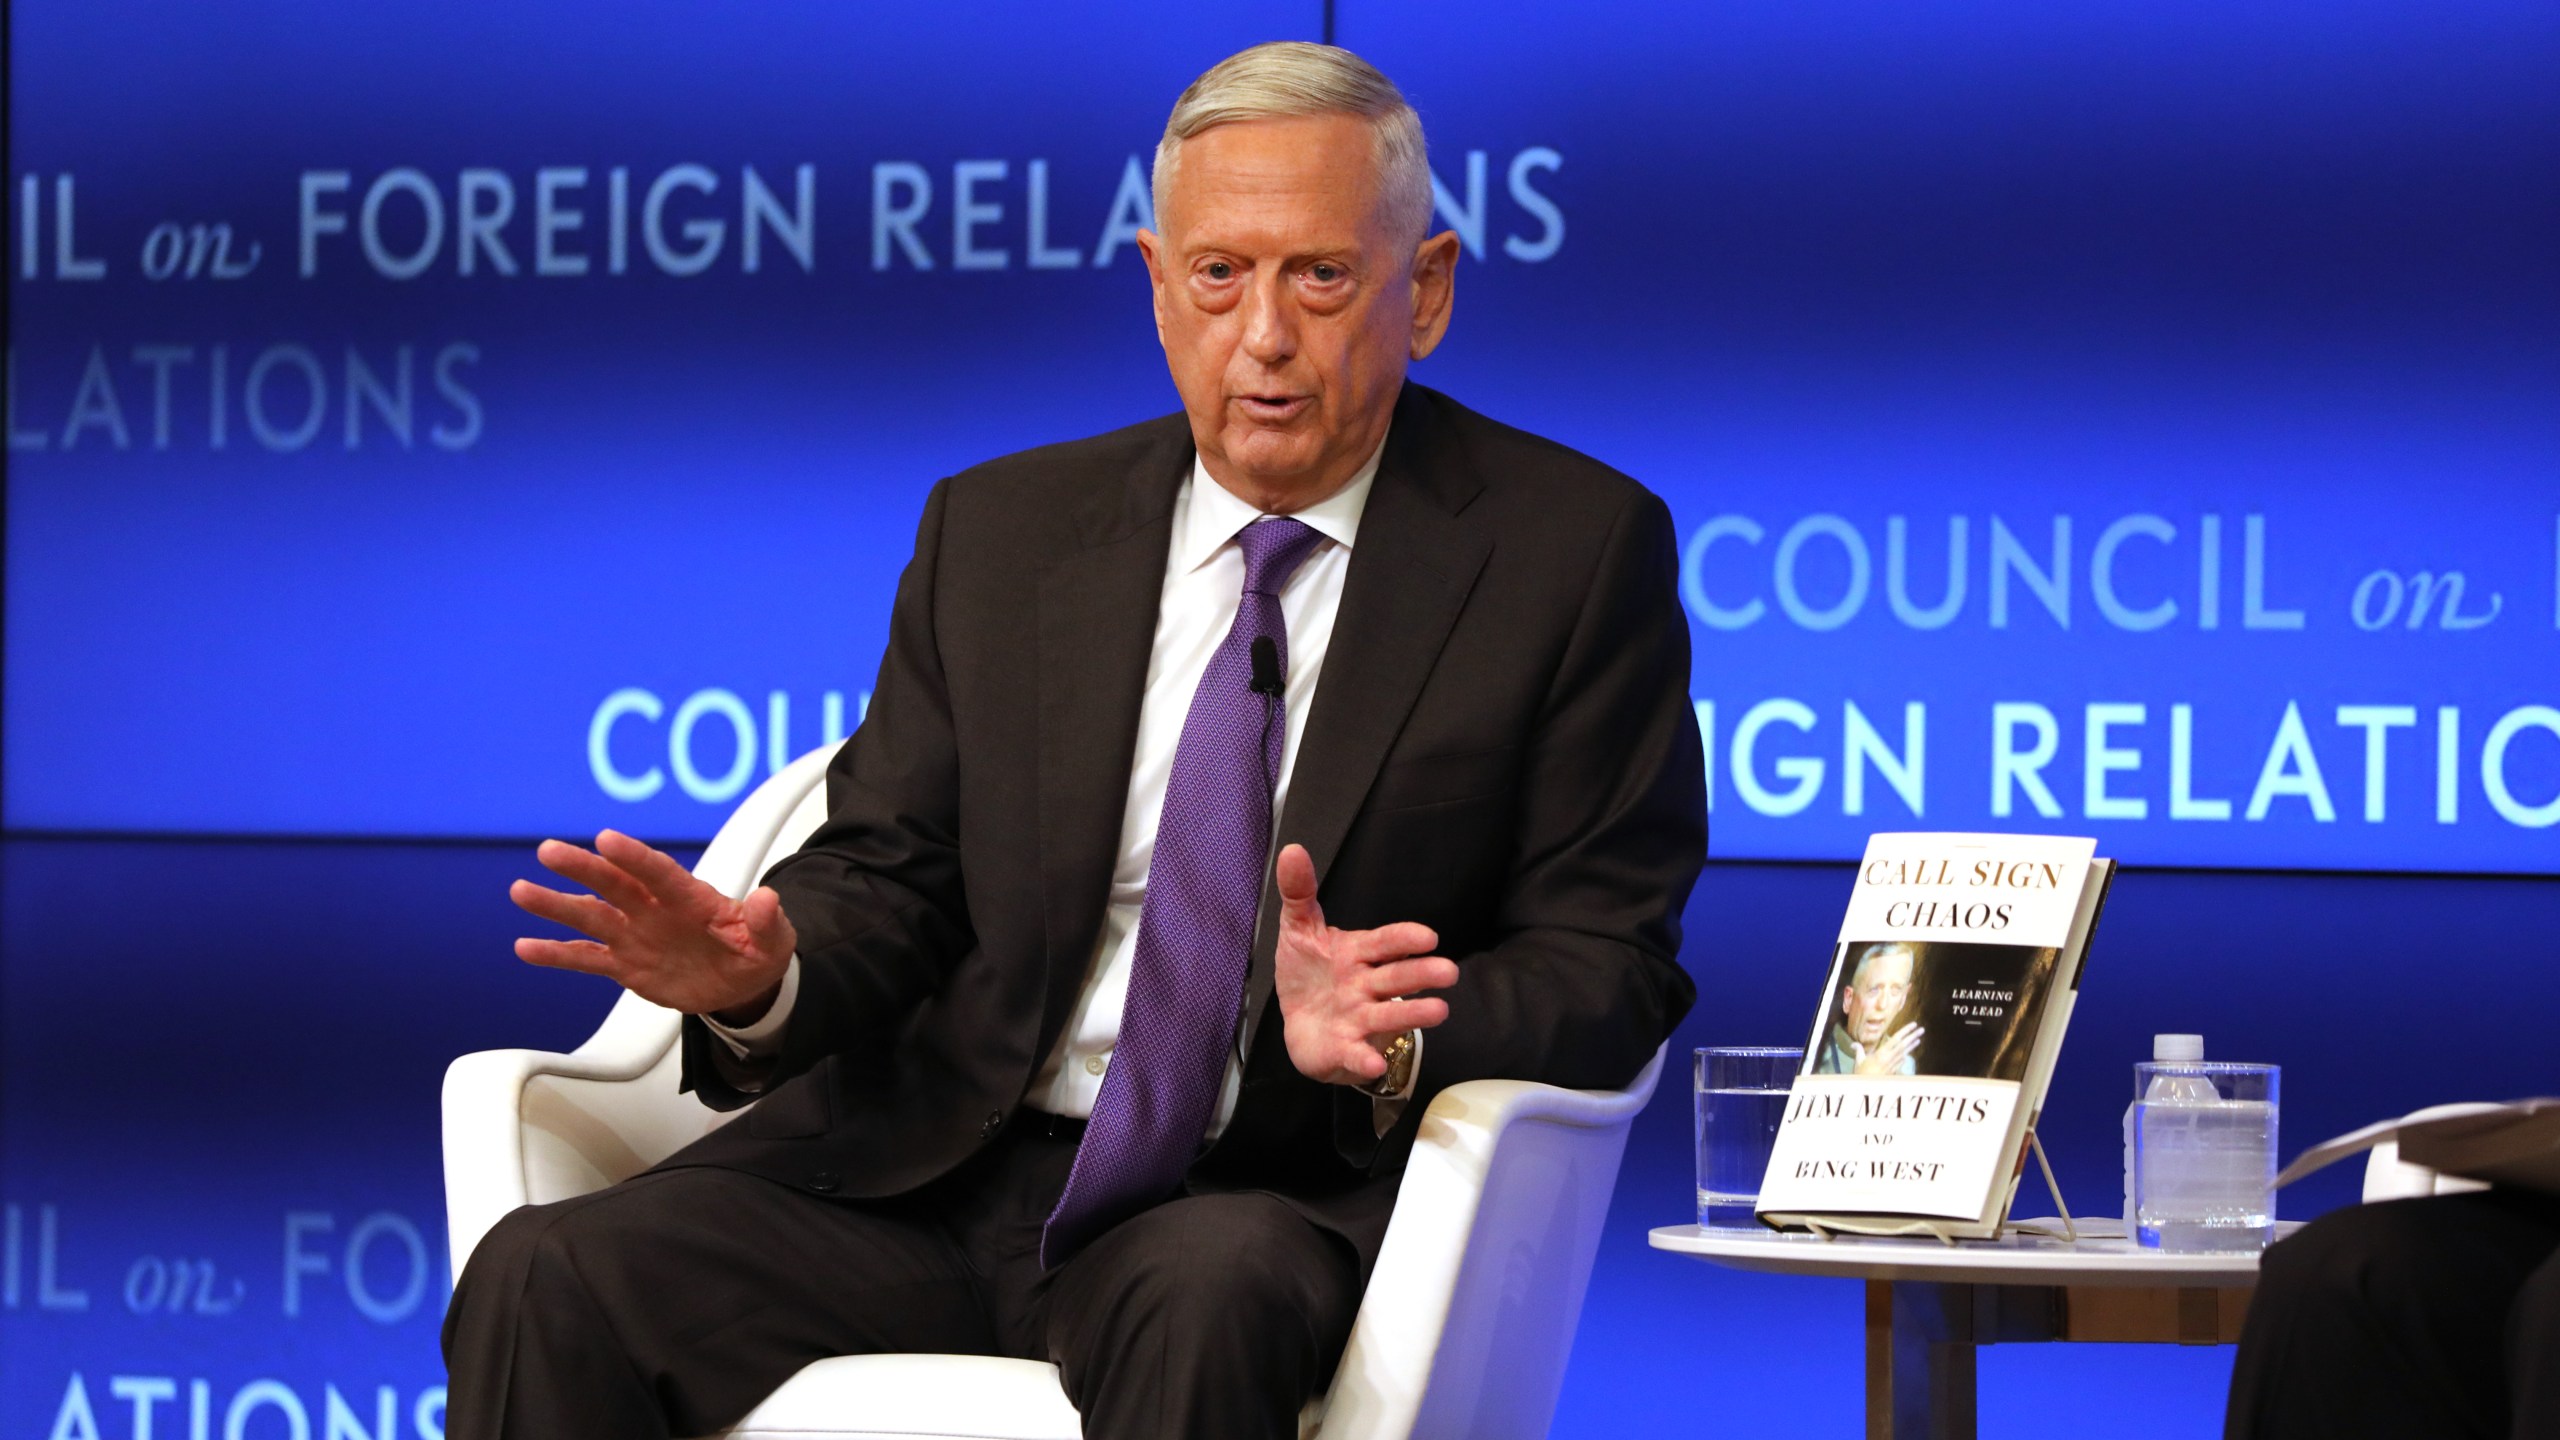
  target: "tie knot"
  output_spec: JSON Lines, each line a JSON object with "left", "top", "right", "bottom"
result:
{"left": 1234, "top": 517, "right": 1325, "bottom": 597}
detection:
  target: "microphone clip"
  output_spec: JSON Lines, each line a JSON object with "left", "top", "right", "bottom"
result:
{"left": 1247, "top": 636, "right": 1283, "bottom": 698}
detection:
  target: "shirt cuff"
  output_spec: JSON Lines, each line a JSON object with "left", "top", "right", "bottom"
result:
{"left": 701, "top": 955, "right": 800, "bottom": 1060}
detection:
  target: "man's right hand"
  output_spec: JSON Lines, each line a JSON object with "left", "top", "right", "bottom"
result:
{"left": 510, "top": 830, "right": 799, "bottom": 1025}
{"left": 1849, "top": 1021, "right": 1925, "bottom": 1076}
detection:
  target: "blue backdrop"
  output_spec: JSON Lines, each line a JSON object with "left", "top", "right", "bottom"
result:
{"left": 9, "top": 0, "right": 2554, "bottom": 868}
{"left": 6, "top": 1, "right": 2558, "bottom": 1436}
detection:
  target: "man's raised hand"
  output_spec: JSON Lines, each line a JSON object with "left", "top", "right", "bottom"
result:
{"left": 509, "top": 830, "right": 798, "bottom": 1024}
{"left": 1270, "top": 842, "right": 1459, "bottom": 1087}
{"left": 1850, "top": 1021, "right": 1925, "bottom": 1076}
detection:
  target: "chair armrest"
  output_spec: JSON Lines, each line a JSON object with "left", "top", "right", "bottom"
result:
{"left": 442, "top": 994, "right": 690, "bottom": 1282}
{"left": 1316, "top": 1048, "right": 1665, "bottom": 1440}
{"left": 2359, "top": 1102, "right": 2500, "bottom": 1204}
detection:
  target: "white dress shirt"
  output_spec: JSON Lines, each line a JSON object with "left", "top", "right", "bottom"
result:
{"left": 711, "top": 439, "right": 1413, "bottom": 1137}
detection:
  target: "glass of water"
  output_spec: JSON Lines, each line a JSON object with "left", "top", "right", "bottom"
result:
{"left": 1695, "top": 1046, "right": 1803, "bottom": 1230}
{"left": 2131, "top": 1060, "right": 2280, "bottom": 1252}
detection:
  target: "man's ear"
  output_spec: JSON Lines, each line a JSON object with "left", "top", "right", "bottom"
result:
{"left": 1136, "top": 228, "right": 1168, "bottom": 347}
{"left": 1407, "top": 230, "right": 1461, "bottom": 360}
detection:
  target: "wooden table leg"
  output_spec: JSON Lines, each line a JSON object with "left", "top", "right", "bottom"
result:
{"left": 1867, "top": 1281, "right": 1978, "bottom": 1440}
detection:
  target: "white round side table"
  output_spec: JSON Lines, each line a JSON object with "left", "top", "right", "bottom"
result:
{"left": 1649, "top": 1219, "right": 2294, "bottom": 1440}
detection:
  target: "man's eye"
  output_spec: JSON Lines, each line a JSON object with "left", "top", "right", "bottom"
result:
{"left": 1204, "top": 261, "right": 1234, "bottom": 280}
{"left": 1309, "top": 264, "right": 1342, "bottom": 283}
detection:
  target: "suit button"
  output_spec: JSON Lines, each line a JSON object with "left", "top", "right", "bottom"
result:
{"left": 982, "top": 1111, "right": 1004, "bottom": 1138}
{"left": 807, "top": 1170, "right": 840, "bottom": 1194}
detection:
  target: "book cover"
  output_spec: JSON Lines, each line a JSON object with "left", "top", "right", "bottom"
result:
{"left": 1757, "top": 832, "right": 2110, "bottom": 1234}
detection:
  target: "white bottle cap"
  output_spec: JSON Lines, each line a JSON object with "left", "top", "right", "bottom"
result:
{"left": 2152, "top": 1034, "right": 2205, "bottom": 1062}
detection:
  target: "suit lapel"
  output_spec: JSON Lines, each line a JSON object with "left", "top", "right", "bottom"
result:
{"left": 1241, "top": 388, "right": 1493, "bottom": 1046}
{"left": 1034, "top": 426, "right": 1188, "bottom": 1054}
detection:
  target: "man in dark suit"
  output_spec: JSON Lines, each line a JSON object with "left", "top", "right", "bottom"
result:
{"left": 449, "top": 41, "right": 1704, "bottom": 1440}
{"left": 2225, "top": 1189, "right": 2560, "bottom": 1438}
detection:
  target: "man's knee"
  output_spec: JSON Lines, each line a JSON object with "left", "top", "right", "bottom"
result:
{"left": 446, "top": 1170, "right": 730, "bottom": 1359}
{"left": 446, "top": 1192, "right": 609, "bottom": 1364}
{"left": 457, "top": 1197, "right": 577, "bottom": 1288}
{"left": 456, "top": 1189, "right": 618, "bottom": 1296}
{"left": 2258, "top": 1198, "right": 2453, "bottom": 1316}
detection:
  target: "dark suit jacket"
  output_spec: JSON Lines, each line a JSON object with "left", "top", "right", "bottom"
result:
{"left": 664, "top": 383, "right": 1706, "bottom": 1272}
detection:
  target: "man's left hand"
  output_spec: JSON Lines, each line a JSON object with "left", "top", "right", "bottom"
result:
{"left": 1271, "top": 843, "right": 1458, "bottom": 1087}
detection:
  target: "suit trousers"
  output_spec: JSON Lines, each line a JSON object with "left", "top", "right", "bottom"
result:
{"left": 2224, "top": 1189, "right": 2560, "bottom": 1440}
{"left": 441, "top": 1115, "right": 1365, "bottom": 1440}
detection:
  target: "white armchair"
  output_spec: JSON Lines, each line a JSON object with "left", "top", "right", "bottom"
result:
{"left": 443, "top": 746, "right": 1665, "bottom": 1440}
{"left": 2357, "top": 1102, "right": 2497, "bottom": 1203}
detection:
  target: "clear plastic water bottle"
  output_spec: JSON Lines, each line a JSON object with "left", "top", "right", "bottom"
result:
{"left": 2125, "top": 1036, "right": 2280, "bottom": 1252}
{"left": 2123, "top": 1034, "right": 2209, "bottom": 1233}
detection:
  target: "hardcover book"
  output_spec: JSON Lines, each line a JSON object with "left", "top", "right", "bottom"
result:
{"left": 1755, "top": 832, "right": 2116, "bottom": 1238}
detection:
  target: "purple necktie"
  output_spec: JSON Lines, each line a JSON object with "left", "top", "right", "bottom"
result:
{"left": 1042, "top": 515, "right": 1327, "bottom": 1268}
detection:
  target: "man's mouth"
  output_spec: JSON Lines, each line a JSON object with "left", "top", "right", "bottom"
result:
{"left": 1235, "top": 394, "right": 1310, "bottom": 423}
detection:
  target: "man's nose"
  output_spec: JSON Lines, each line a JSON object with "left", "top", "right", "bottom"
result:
{"left": 1239, "top": 269, "right": 1298, "bottom": 366}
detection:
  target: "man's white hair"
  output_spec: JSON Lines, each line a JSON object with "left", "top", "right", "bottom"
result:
{"left": 1849, "top": 942, "right": 1918, "bottom": 987}
{"left": 1153, "top": 42, "right": 1434, "bottom": 248}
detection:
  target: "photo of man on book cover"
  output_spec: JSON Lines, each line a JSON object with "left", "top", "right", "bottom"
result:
{"left": 1809, "top": 939, "right": 2062, "bottom": 1082}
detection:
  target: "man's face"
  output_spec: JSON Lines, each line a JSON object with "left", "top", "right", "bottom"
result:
{"left": 1138, "top": 113, "right": 1457, "bottom": 511}
{"left": 1842, "top": 951, "right": 1915, "bottom": 1047}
